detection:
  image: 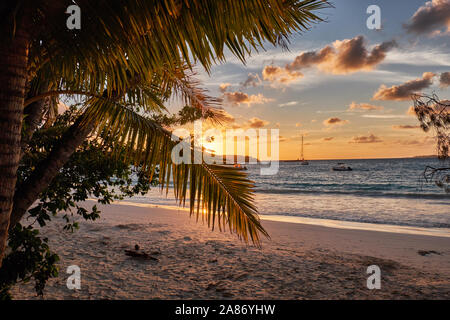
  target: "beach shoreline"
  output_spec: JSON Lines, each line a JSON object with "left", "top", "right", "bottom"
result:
{"left": 12, "top": 201, "right": 450, "bottom": 300}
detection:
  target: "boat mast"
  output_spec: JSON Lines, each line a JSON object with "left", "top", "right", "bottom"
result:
{"left": 301, "top": 135, "right": 304, "bottom": 160}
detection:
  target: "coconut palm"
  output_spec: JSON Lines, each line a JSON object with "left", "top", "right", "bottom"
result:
{"left": 0, "top": 0, "right": 330, "bottom": 265}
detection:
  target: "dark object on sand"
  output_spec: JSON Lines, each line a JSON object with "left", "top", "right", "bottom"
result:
{"left": 135, "top": 244, "right": 140, "bottom": 251}
{"left": 125, "top": 249, "right": 158, "bottom": 261}
{"left": 418, "top": 250, "right": 441, "bottom": 256}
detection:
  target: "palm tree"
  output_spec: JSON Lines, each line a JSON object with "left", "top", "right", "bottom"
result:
{"left": 0, "top": 0, "right": 330, "bottom": 265}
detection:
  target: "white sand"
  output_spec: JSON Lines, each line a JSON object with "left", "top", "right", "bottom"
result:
{"left": 12, "top": 200, "right": 450, "bottom": 299}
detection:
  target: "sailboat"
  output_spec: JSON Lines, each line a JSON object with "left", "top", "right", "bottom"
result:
{"left": 300, "top": 135, "right": 309, "bottom": 165}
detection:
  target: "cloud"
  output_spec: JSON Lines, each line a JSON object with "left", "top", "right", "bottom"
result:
{"left": 404, "top": 0, "right": 450, "bottom": 36}
{"left": 241, "top": 73, "right": 262, "bottom": 88}
{"left": 394, "top": 136, "right": 436, "bottom": 146}
{"left": 392, "top": 125, "right": 421, "bottom": 129}
{"left": 348, "top": 102, "right": 384, "bottom": 111}
{"left": 362, "top": 114, "right": 410, "bottom": 119}
{"left": 213, "top": 109, "right": 235, "bottom": 123}
{"left": 295, "top": 122, "right": 302, "bottom": 127}
{"left": 323, "top": 117, "right": 349, "bottom": 126}
{"left": 219, "top": 83, "right": 232, "bottom": 93}
{"left": 322, "top": 137, "right": 334, "bottom": 141}
{"left": 286, "top": 36, "right": 396, "bottom": 75}
{"left": 223, "top": 91, "right": 273, "bottom": 106}
{"left": 440, "top": 72, "right": 450, "bottom": 87}
{"left": 407, "top": 106, "right": 417, "bottom": 116}
{"left": 372, "top": 72, "right": 436, "bottom": 101}
{"left": 279, "top": 101, "right": 298, "bottom": 108}
{"left": 349, "top": 134, "right": 383, "bottom": 144}
{"left": 246, "top": 117, "right": 270, "bottom": 128}
{"left": 262, "top": 65, "right": 303, "bottom": 84}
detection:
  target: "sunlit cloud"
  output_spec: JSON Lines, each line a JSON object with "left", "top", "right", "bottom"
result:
{"left": 219, "top": 83, "right": 232, "bottom": 93}
{"left": 349, "top": 134, "right": 383, "bottom": 144}
{"left": 262, "top": 65, "right": 303, "bottom": 84}
{"left": 223, "top": 91, "right": 273, "bottom": 107}
{"left": 348, "top": 102, "right": 384, "bottom": 111}
{"left": 246, "top": 117, "right": 270, "bottom": 128}
{"left": 372, "top": 72, "right": 436, "bottom": 101}
{"left": 279, "top": 101, "right": 298, "bottom": 108}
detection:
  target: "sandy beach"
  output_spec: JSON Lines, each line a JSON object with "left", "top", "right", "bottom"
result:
{"left": 12, "top": 200, "right": 450, "bottom": 300}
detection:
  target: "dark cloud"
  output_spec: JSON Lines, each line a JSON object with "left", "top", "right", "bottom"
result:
{"left": 323, "top": 117, "right": 348, "bottom": 126}
{"left": 373, "top": 72, "right": 436, "bottom": 101}
{"left": 241, "top": 73, "right": 262, "bottom": 88}
{"left": 440, "top": 72, "right": 450, "bottom": 87}
{"left": 349, "top": 134, "right": 383, "bottom": 144}
{"left": 285, "top": 36, "right": 396, "bottom": 75}
{"left": 322, "top": 137, "right": 334, "bottom": 141}
{"left": 404, "top": 0, "right": 450, "bottom": 36}
{"left": 392, "top": 125, "right": 421, "bottom": 130}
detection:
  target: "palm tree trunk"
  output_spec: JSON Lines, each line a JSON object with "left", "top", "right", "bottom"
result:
{"left": 20, "top": 93, "right": 48, "bottom": 159}
{"left": 9, "top": 117, "right": 96, "bottom": 230}
{"left": 0, "top": 21, "right": 30, "bottom": 267}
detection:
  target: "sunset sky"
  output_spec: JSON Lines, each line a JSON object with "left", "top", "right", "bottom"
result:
{"left": 170, "top": 0, "right": 450, "bottom": 160}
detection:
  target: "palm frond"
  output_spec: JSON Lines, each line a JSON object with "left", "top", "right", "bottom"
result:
{"left": 81, "top": 97, "right": 268, "bottom": 245}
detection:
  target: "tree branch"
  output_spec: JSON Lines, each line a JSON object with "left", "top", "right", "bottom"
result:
{"left": 10, "top": 115, "right": 96, "bottom": 230}
{"left": 23, "top": 90, "right": 103, "bottom": 108}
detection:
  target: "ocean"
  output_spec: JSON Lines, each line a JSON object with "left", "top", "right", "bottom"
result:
{"left": 122, "top": 158, "right": 450, "bottom": 236}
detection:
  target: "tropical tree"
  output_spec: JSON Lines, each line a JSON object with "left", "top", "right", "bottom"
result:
{"left": 0, "top": 0, "right": 330, "bottom": 266}
{"left": 412, "top": 94, "right": 450, "bottom": 192}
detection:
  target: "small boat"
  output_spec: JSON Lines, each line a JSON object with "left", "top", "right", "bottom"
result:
{"left": 233, "top": 164, "right": 248, "bottom": 170}
{"left": 299, "top": 134, "right": 309, "bottom": 165}
{"left": 332, "top": 163, "right": 352, "bottom": 171}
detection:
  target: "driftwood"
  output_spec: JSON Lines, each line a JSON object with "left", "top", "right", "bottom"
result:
{"left": 125, "top": 249, "right": 159, "bottom": 261}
